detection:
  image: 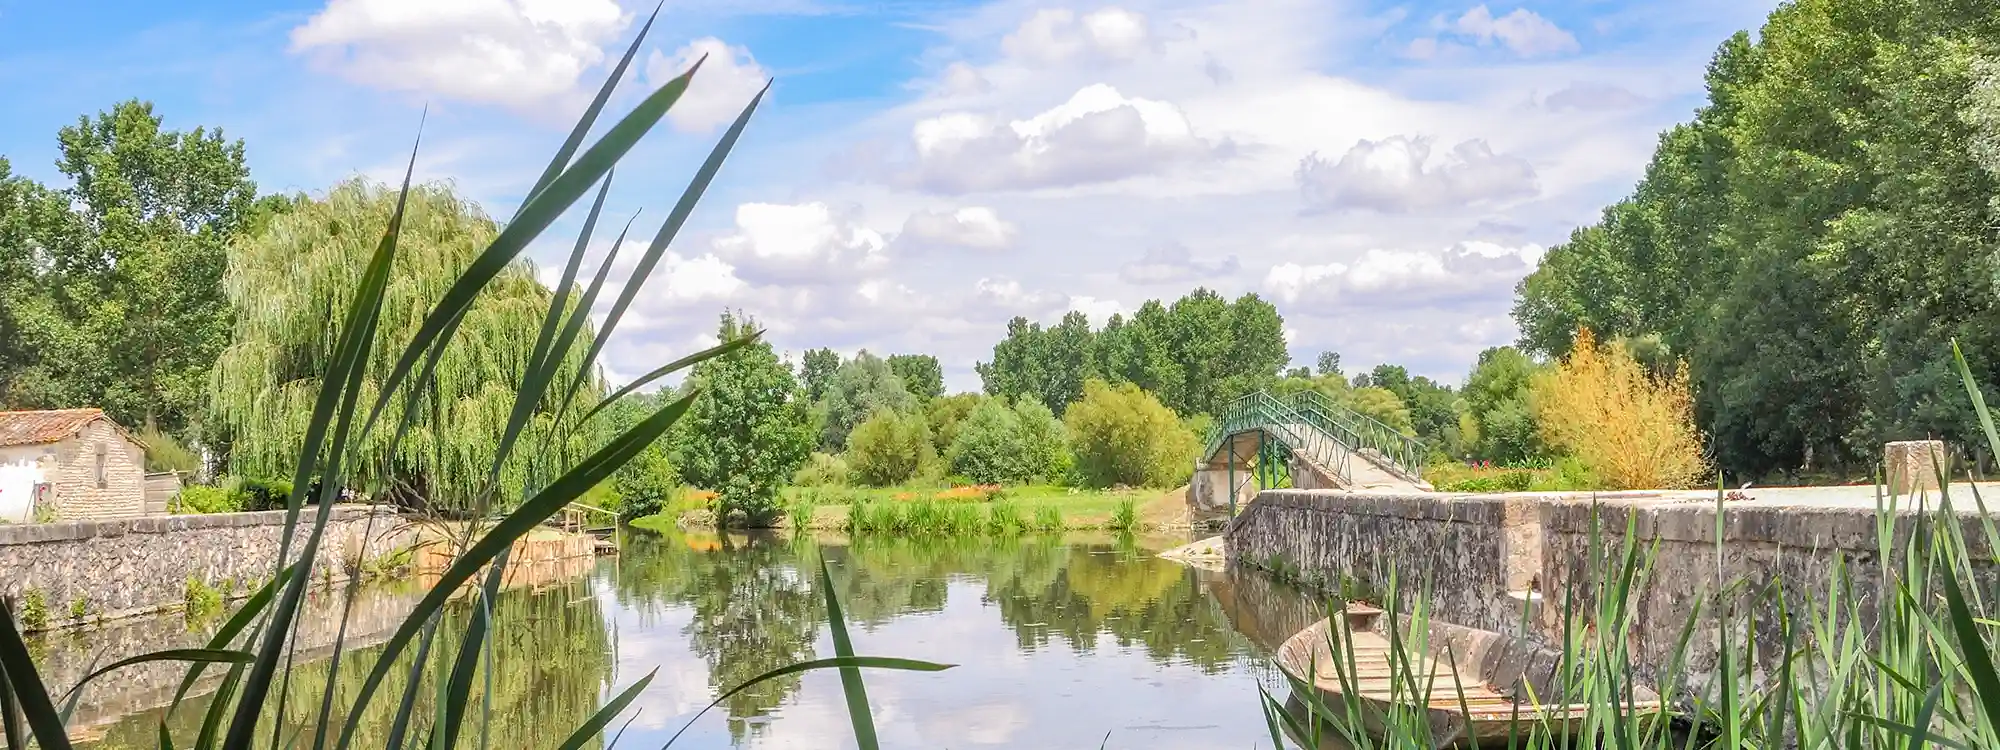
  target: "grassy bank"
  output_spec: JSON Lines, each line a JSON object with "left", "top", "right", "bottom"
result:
{"left": 630, "top": 483, "right": 1189, "bottom": 534}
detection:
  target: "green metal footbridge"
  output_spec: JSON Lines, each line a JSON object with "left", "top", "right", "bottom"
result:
{"left": 1198, "top": 390, "right": 1431, "bottom": 516}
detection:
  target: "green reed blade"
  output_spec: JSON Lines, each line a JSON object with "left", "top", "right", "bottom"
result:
{"left": 384, "top": 615, "right": 442, "bottom": 750}
{"left": 517, "top": 4, "right": 661, "bottom": 217}
{"left": 0, "top": 594, "right": 73, "bottom": 749}
{"left": 657, "top": 656, "right": 952, "bottom": 748}
{"left": 555, "top": 669, "right": 657, "bottom": 750}
{"left": 193, "top": 660, "right": 246, "bottom": 750}
{"left": 334, "top": 393, "right": 699, "bottom": 750}
{"left": 1941, "top": 562, "right": 2000, "bottom": 727}
{"left": 0, "top": 645, "right": 22, "bottom": 750}
{"left": 581, "top": 334, "right": 761, "bottom": 425}
{"left": 548, "top": 81, "right": 770, "bottom": 430}
{"left": 58, "top": 648, "right": 252, "bottom": 722}
{"left": 437, "top": 548, "right": 512, "bottom": 750}
{"left": 361, "top": 52, "right": 702, "bottom": 446}
{"left": 819, "top": 556, "right": 882, "bottom": 749}
{"left": 164, "top": 565, "right": 291, "bottom": 719}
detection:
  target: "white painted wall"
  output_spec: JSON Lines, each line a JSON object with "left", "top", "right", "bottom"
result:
{"left": 0, "top": 445, "right": 52, "bottom": 523}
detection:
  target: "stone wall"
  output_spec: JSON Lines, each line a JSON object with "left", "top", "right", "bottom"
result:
{"left": 1224, "top": 488, "right": 2000, "bottom": 705}
{"left": 1224, "top": 489, "right": 1531, "bottom": 636}
{"left": 0, "top": 505, "right": 415, "bottom": 630}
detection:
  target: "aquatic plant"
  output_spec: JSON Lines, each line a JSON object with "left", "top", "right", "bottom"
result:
{"left": 986, "top": 498, "right": 1026, "bottom": 535}
{"left": 1108, "top": 498, "right": 1137, "bottom": 532}
{"left": 0, "top": 16, "right": 948, "bottom": 750}
{"left": 1262, "top": 341, "right": 2000, "bottom": 749}
{"left": 1032, "top": 505, "right": 1065, "bottom": 533}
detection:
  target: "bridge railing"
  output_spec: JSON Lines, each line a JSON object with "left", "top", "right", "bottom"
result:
{"left": 1284, "top": 390, "right": 1428, "bottom": 481}
{"left": 1203, "top": 391, "right": 1353, "bottom": 486}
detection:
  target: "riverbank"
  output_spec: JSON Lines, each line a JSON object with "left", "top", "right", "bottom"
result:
{"left": 631, "top": 483, "right": 1194, "bottom": 534}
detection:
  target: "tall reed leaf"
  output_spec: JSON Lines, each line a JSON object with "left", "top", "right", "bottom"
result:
{"left": 820, "top": 557, "right": 881, "bottom": 749}
{"left": 0, "top": 599, "right": 73, "bottom": 750}
{"left": 554, "top": 669, "right": 656, "bottom": 750}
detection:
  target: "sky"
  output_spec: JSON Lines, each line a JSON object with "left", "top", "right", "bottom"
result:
{"left": 0, "top": 0, "right": 1783, "bottom": 393}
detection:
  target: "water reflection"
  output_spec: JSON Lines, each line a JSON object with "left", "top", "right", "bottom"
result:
{"left": 73, "top": 529, "right": 1329, "bottom": 748}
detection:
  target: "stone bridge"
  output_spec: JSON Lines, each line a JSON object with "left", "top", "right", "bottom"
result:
{"left": 1186, "top": 390, "right": 1432, "bottom": 524}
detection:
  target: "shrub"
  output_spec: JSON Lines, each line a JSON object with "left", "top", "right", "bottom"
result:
{"left": 1011, "top": 399, "right": 1068, "bottom": 484}
{"left": 137, "top": 424, "right": 202, "bottom": 474}
{"left": 611, "top": 442, "right": 675, "bottom": 519}
{"left": 947, "top": 399, "right": 1037, "bottom": 484}
{"left": 1062, "top": 380, "right": 1199, "bottom": 488}
{"left": 175, "top": 485, "right": 242, "bottom": 514}
{"left": 230, "top": 476, "right": 293, "bottom": 512}
{"left": 793, "top": 452, "right": 850, "bottom": 487}
{"left": 846, "top": 409, "right": 935, "bottom": 486}
{"left": 925, "top": 393, "right": 985, "bottom": 455}
{"left": 185, "top": 577, "right": 223, "bottom": 622}
{"left": 1532, "top": 328, "right": 1707, "bottom": 490}
{"left": 18, "top": 590, "right": 47, "bottom": 631}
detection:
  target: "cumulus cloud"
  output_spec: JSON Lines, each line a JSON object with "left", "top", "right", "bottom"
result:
{"left": 1118, "top": 242, "right": 1240, "bottom": 284}
{"left": 899, "top": 207, "right": 1018, "bottom": 251}
{"left": 936, "top": 61, "right": 991, "bottom": 97}
{"left": 1542, "top": 81, "right": 1647, "bottom": 112}
{"left": 1001, "top": 7, "right": 1155, "bottom": 66}
{"left": 645, "top": 37, "right": 768, "bottom": 133}
{"left": 1449, "top": 5, "right": 1579, "bottom": 57}
{"left": 1263, "top": 241, "right": 1545, "bottom": 313}
{"left": 903, "top": 84, "right": 1228, "bottom": 193}
{"left": 289, "top": 0, "right": 627, "bottom": 109}
{"left": 710, "top": 202, "right": 887, "bottom": 284}
{"left": 1296, "top": 136, "right": 1539, "bottom": 213}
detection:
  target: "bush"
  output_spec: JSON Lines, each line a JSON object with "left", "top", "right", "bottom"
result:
{"left": 947, "top": 399, "right": 1040, "bottom": 484}
{"left": 230, "top": 476, "right": 293, "bottom": 512}
{"left": 137, "top": 424, "right": 201, "bottom": 474}
{"left": 1062, "top": 380, "right": 1199, "bottom": 488}
{"left": 1532, "top": 328, "right": 1706, "bottom": 490}
{"left": 611, "top": 442, "right": 675, "bottom": 519}
{"left": 175, "top": 485, "right": 241, "bottom": 514}
{"left": 792, "top": 452, "right": 850, "bottom": 487}
{"left": 925, "top": 394, "right": 985, "bottom": 455}
{"left": 846, "top": 409, "right": 935, "bottom": 486}
{"left": 1012, "top": 399, "right": 1069, "bottom": 484}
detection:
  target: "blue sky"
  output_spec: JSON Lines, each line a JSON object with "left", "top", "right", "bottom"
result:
{"left": 0, "top": 0, "right": 1782, "bottom": 392}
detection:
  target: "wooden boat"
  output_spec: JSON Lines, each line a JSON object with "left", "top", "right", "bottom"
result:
{"left": 1274, "top": 604, "right": 1665, "bottom": 748}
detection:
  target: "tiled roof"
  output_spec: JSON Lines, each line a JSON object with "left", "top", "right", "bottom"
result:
{"left": 0, "top": 409, "right": 111, "bottom": 447}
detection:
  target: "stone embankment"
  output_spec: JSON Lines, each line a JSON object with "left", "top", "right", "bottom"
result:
{"left": 1223, "top": 476, "right": 2000, "bottom": 706}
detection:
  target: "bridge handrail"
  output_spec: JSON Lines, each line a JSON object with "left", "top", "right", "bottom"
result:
{"left": 1284, "top": 390, "right": 1428, "bottom": 481}
{"left": 1202, "top": 391, "right": 1353, "bottom": 485}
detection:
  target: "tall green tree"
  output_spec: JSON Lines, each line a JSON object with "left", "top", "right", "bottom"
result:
{"left": 1315, "top": 351, "right": 1342, "bottom": 378}
{"left": 818, "top": 350, "right": 916, "bottom": 450}
{"left": 799, "top": 347, "right": 840, "bottom": 401}
{"left": 1512, "top": 0, "right": 2000, "bottom": 477}
{"left": 210, "top": 180, "right": 596, "bottom": 510}
{"left": 2, "top": 101, "right": 280, "bottom": 436}
{"left": 886, "top": 353, "right": 945, "bottom": 401}
{"left": 1461, "top": 347, "right": 1545, "bottom": 463}
{"left": 676, "top": 312, "right": 815, "bottom": 526}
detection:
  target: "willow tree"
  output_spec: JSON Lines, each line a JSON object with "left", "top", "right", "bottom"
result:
{"left": 209, "top": 179, "right": 602, "bottom": 512}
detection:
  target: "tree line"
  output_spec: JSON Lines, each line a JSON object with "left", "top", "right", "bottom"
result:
{"left": 1512, "top": 0, "right": 2000, "bottom": 480}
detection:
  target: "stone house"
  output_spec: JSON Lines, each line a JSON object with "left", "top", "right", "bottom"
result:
{"left": 0, "top": 409, "right": 148, "bottom": 522}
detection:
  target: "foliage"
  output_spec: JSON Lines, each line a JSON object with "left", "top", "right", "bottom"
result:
{"left": 209, "top": 180, "right": 600, "bottom": 512}
{"left": 225, "top": 475, "right": 293, "bottom": 512}
{"left": 845, "top": 409, "right": 935, "bottom": 487}
{"left": 1460, "top": 346, "right": 1547, "bottom": 463}
{"left": 1062, "top": 379, "right": 1198, "bottom": 488}
{"left": 1108, "top": 498, "right": 1137, "bottom": 532}
{"left": 978, "top": 289, "right": 1290, "bottom": 416}
{"left": 184, "top": 577, "right": 223, "bottom": 622}
{"left": 1343, "top": 387, "right": 1414, "bottom": 436}
{"left": 1031, "top": 504, "right": 1064, "bottom": 532}
{"left": 17, "top": 591, "right": 46, "bottom": 632}
{"left": 677, "top": 312, "right": 816, "bottom": 527}
{"left": 818, "top": 350, "right": 916, "bottom": 451}
{"left": 0, "top": 102, "right": 284, "bottom": 440}
{"left": 174, "top": 484, "right": 241, "bottom": 514}
{"left": 602, "top": 393, "right": 676, "bottom": 518}
{"left": 942, "top": 396, "right": 1066, "bottom": 485}
{"left": 1011, "top": 398, "right": 1070, "bottom": 486}
{"left": 1314, "top": 351, "right": 1342, "bottom": 378}
{"left": 1511, "top": 0, "right": 2000, "bottom": 478}
{"left": 924, "top": 393, "right": 984, "bottom": 456}
{"left": 1532, "top": 329, "right": 1707, "bottom": 490}
{"left": 792, "top": 451, "right": 851, "bottom": 487}
{"left": 137, "top": 423, "right": 202, "bottom": 474}
{"left": 886, "top": 354, "right": 944, "bottom": 402}
{"left": 799, "top": 347, "right": 840, "bottom": 402}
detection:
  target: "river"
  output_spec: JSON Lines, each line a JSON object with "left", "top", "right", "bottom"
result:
{"left": 56, "top": 528, "right": 1330, "bottom": 749}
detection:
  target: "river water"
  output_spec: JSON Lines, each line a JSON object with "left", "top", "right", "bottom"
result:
{"left": 60, "top": 528, "right": 1331, "bottom": 749}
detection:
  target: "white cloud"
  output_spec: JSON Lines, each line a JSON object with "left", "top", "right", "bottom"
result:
{"left": 645, "top": 37, "right": 768, "bottom": 133}
{"left": 1118, "top": 241, "right": 1240, "bottom": 284}
{"left": 937, "top": 61, "right": 992, "bottom": 97}
{"left": 289, "top": 0, "right": 628, "bottom": 109}
{"left": 1263, "top": 240, "right": 1545, "bottom": 313}
{"left": 1450, "top": 5, "right": 1580, "bottom": 57}
{"left": 653, "top": 250, "right": 746, "bottom": 303}
{"left": 1296, "top": 136, "right": 1539, "bottom": 213}
{"left": 1000, "top": 7, "right": 1155, "bottom": 66}
{"left": 1543, "top": 81, "right": 1648, "bottom": 112}
{"left": 1067, "top": 296, "right": 1126, "bottom": 326}
{"left": 899, "top": 207, "right": 1018, "bottom": 250}
{"left": 901, "top": 84, "right": 1228, "bottom": 193}
{"left": 711, "top": 202, "right": 887, "bottom": 283}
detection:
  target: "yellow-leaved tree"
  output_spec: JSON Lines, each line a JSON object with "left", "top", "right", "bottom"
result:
{"left": 1532, "top": 328, "right": 1707, "bottom": 490}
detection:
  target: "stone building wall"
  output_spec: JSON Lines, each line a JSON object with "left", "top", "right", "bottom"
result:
{"left": 45, "top": 419, "right": 148, "bottom": 520}
{"left": 0, "top": 505, "right": 415, "bottom": 630}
